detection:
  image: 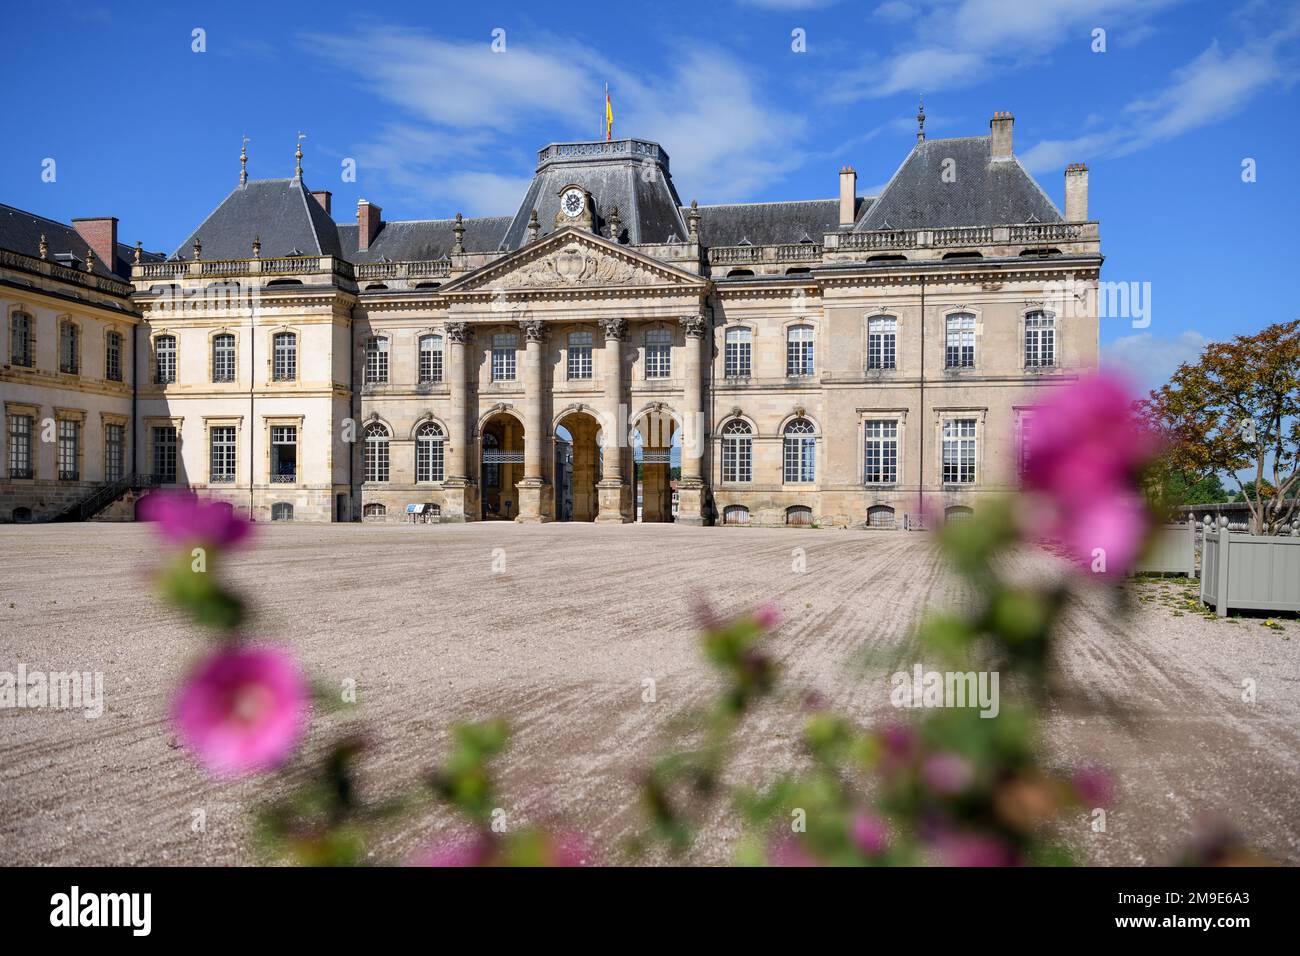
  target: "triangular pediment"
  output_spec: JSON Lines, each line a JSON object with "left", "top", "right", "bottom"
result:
{"left": 439, "top": 227, "right": 706, "bottom": 296}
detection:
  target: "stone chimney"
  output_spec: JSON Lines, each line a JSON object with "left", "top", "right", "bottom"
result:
{"left": 356, "top": 199, "right": 382, "bottom": 251}
{"left": 311, "top": 190, "right": 333, "bottom": 216}
{"left": 72, "top": 217, "right": 118, "bottom": 274}
{"left": 839, "top": 166, "right": 857, "bottom": 227}
{"left": 989, "top": 111, "right": 1014, "bottom": 160}
{"left": 1064, "top": 163, "right": 1089, "bottom": 221}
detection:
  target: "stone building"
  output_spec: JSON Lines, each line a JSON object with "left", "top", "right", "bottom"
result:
{"left": 2, "top": 110, "right": 1100, "bottom": 526}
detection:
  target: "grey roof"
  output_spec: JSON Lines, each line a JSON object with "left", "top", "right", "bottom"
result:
{"left": 0, "top": 203, "right": 161, "bottom": 279}
{"left": 500, "top": 139, "right": 688, "bottom": 249}
{"left": 337, "top": 216, "right": 511, "bottom": 263}
{"left": 172, "top": 178, "right": 343, "bottom": 261}
{"left": 856, "top": 136, "right": 1061, "bottom": 231}
{"left": 690, "top": 198, "right": 868, "bottom": 247}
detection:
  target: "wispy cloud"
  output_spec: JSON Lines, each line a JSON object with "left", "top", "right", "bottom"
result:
{"left": 1101, "top": 329, "right": 1209, "bottom": 393}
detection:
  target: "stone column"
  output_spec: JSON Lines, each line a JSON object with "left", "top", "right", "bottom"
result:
{"left": 442, "top": 321, "right": 477, "bottom": 521}
{"left": 596, "top": 317, "right": 631, "bottom": 522}
{"left": 676, "top": 313, "right": 709, "bottom": 525}
{"left": 515, "top": 318, "right": 553, "bottom": 522}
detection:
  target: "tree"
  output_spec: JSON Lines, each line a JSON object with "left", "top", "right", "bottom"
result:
{"left": 1142, "top": 319, "right": 1300, "bottom": 534}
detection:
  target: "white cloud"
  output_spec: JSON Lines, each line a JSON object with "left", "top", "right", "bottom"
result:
{"left": 1101, "top": 330, "right": 1209, "bottom": 393}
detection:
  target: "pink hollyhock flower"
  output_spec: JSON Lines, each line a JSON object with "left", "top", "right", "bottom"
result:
{"left": 933, "top": 831, "right": 1020, "bottom": 867}
{"left": 544, "top": 832, "right": 596, "bottom": 867}
{"left": 921, "top": 752, "right": 975, "bottom": 796}
{"left": 1073, "top": 765, "right": 1115, "bottom": 808}
{"left": 768, "top": 835, "right": 821, "bottom": 867}
{"left": 849, "top": 812, "right": 889, "bottom": 856}
{"left": 754, "top": 602, "right": 781, "bottom": 630}
{"left": 140, "top": 492, "right": 253, "bottom": 549}
{"left": 410, "top": 834, "right": 495, "bottom": 867}
{"left": 172, "top": 645, "right": 308, "bottom": 776}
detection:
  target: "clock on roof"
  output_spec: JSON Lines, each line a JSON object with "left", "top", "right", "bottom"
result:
{"left": 561, "top": 187, "right": 585, "bottom": 219}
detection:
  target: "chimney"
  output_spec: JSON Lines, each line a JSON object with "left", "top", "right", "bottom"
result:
{"left": 311, "top": 190, "right": 333, "bottom": 216}
{"left": 839, "top": 166, "right": 857, "bottom": 227}
{"left": 1064, "top": 163, "right": 1089, "bottom": 221}
{"left": 356, "top": 199, "right": 382, "bottom": 251}
{"left": 989, "top": 111, "right": 1014, "bottom": 160}
{"left": 72, "top": 217, "right": 118, "bottom": 275}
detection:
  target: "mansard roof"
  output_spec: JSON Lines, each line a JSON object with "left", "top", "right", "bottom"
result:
{"left": 689, "top": 198, "right": 870, "bottom": 247}
{"left": 856, "top": 135, "right": 1061, "bottom": 231}
{"left": 338, "top": 216, "right": 511, "bottom": 262}
{"left": 171, "top": 178, "right": 343, "bottom": 261}
{"left": 0, "top": 203, "right": 159, "bottom": 279}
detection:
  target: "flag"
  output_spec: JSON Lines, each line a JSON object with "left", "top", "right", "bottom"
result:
{"left": 605, "top": 84, "right": 613, "bottom": 141}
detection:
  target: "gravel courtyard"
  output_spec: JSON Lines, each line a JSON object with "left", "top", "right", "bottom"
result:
{"left": 1, "top": 521, "right": 1296, "bottom": 866}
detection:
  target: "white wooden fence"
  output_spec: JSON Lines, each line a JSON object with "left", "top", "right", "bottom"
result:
{"left": 1200, "top": 524, "right": 1300, "bottom": 617}
{"left": 1135, "top": 521, "right": 1197, "bottom": 576}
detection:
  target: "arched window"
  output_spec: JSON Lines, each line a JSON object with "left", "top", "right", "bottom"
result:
{"left": 724, "top": 328, "right": 752, "bottom": 378}
{"left": 419, "top": 334, "right": 443, "bottom": 384}
{"left": 945, "top": 313, "right": 976, "bottom": 368}
{"left": 11, "top": 506, "right": 32, "bottom": 523}
{"left": 722, "top": 419, "right": 753, "bottom": 483}
{"left": 783, "top": 418, "right": 816, "bottom": 483}
{"left": 271, "top": 502, "right": 294, "bottom": 521}
{"left": 945, "top": 505, "right": 974, "bottom": 523}
{"left": 786, "top": 325, "right": 814, "bottom": 377}
{"left": 363, "top": 502, "right": 386, "bottom": 519}
{"left": 867, "top": 316, "right": 896, "bottom": 370}
{"left": 154, "top": 334, "right": 177, "bottom": 384}
{"left": 645, "top": 328, "right": 672, "bottom": 378}
{"left": 105, "top": 331, "right": 123, "bottom": 382}
{"left": 10, "top": 311, "right": 33, "bottom": 368}
{"left": 212, "top": 332, "right": 236, "bottom": 382}
{"left": 1024, "top": 311, "right": 1056, "bottom": 368}
{"left": 272, "top": 331, "right": 297, "bottom": 381}
{"left": 786, "top": 505, "right": 813, "bottom": 526}
{"left": 867, "top": 505, "right": 896, "bottom": 529}
{"left": 365, "top": 336, "right": 389, "bottom": 384}
{"left": 416, "top": 421, "right": 445, "bottom": 482}
{"left": 364, "top": 422, "right": 390, "bottom": 482}
{"left": 723, "top": 504, "right": 750, "bottom": 525}
{"left": 59, "top": 320, "right": 80, "bottom": 375}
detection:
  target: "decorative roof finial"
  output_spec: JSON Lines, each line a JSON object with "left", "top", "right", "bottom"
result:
{"left": 606, "top": 204, "right": 622, "bottom": 243}
{"left": 252, "top": 235, "right": 262, "bottom": 259}
{"left": 38, "top": 233, "right": 48, "bottom": 260}
{"left": 527, "top": 209, "right": 540, "bottom": 243}
{"left": 240, "top": 136, "right": 249, "bottom": 185}
{"left": 193, "top": 237, "right": 202, "bottom": 261}
{"left": 452, "top": 212, "right": 465, "bottom": 255}
{"left": 134, "top": 241, "right": 142, "bottom": 265}
{"left": 917, "top": 96, "right": 926, "bottom": 143}
{"left": 687, "top": 199, "right": 700, "bottom": 242}
{"left": 84, "top": 247, "right": 96, "bottom": 272}
{"left": 294, "top": 131, "right": 306, "bottom": 180}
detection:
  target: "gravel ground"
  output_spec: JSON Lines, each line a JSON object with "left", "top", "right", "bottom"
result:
{"left": 1, "top": 522, "right": 1296, "bottom": 866}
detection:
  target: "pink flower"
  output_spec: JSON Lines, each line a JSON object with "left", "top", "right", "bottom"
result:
{"left": 410, "top": 834, "right": 495, "bottom": 867}
{"left": 172, "top": 645, "right": 308, "bottom": 776}
{"left": 754, "top": 602, "right": 781, "bottom": 630}
{"left": 1073, "top": 765, "right": 1115, "bottom": 808}
{"left": 544, "top": 832, "right": 596, "bottom": 867}
{"left": 921, "top": 752, "right": 975, "bottom": 795}
{"left": 849, "top": 812, "right": 889, "bottom": 856}
{"left": 768, "top": 835, "right": 821, "bottom": 867}
{"left": 932, "top": 831, "right": 1020, "bottom": 867}
{"left": 141, "top": 492, "right": 253, "bottom": 549}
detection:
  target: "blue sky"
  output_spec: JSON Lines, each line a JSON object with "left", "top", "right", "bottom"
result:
{"left": 3, "top": 0, "right": 1298, "bottom": 393}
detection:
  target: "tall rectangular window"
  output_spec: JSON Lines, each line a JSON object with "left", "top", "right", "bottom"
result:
{"left": 867, "top": 316, "right": 897, "bottom": 370}
{"left": 419, "top": 335, "right": 443, "bottom": 384}
{"left": 154, "top": 335, "right": 177, "bottom": 384}
{"left": 568, "top": 331, "right": 593, "bottom": 380}
{"left": 152, "top": 426, "right": 177, "bottom": 483}
{"left": 8, "top": 414, "right": 33, "bottom": 478}
{"left": 209, "top": 426, "right": 236, "bottom": 483}
{"left": 864, "top": 420, "right": 898, "bottom": 484}
{"left": 105, "top": 423, "right": 125, "bottom": 482}
{"left": 721, "top": 421, "right": 753, "bottom": 483}
{"left": 272, "top": 332, "right": 297, "bottom": 382}
{"left": 57, "top": 419, "right": 80, "bottom": 480}
{"left": 416, "top": 423, "right": 444, "bottom": 482}
{"left": 271, "top": 425, "right": 297, "bottom": 483}
{"left": 105, "top": 332, "right": 123, "bottom": 382}
{"left": 10, "top": 312, "right": 33, "bottom": 367}
{"left": 59, "top": 321, "right": 79, "bottom": 374}
{"left": 724, "top": 327, "right": 752, "bottom": 378}
{"left": 786, "top": 325, "right": 814, "bottom": 377}
{"left": 645, "top": 328, "right": 671, "bottom": 378}
{"left": 1018, "top": 415, "right": 1034, "bottom": 478}
{"left": 491, "top": 333, "right": 517, "bottom": 382}
{"left": 942, "top": 419, "right": 977, "bottom": 484}
{"left": 212, "top": 333, "right": 236, "bottom": 382}
{"left": 1024, "top": 312, "right": 1056, "bottom": 368}
{"left": 945, "top": 314, "right": 976, "bottom": 369}
{"left": 365, "top": 337, "right": 389, "bottom": 385}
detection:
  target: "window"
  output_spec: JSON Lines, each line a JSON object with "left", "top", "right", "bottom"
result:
{"left": 105, "top": 332, "right": 123, "bottom": 382}
{"left": 271, "top": 502, "right": 294, "bottom": 521}
{"left": 721, "top": 420, "right": 753, "bottom": 483}
{"left": 212, "top": 333, "right": 236, "bottom": 382}
{"left": 363, "top": 502, "right": 386, "bottom": 519}
{"left": 645, "top": 328, "right": 671, "bottom": 378}
{"left": 272, "top": 332, "right": 297, "bottom": 382}
{"left": 416, "top": 421, "right": 445, "bottom": 482}
{"left": 945, "top": 314, "right": 976, "bottom": 369}
{"left": 867, "top": 505, "right": 896, "bottom": 529}
{"left": 945, "top": 506, "right": 974, "bottom": 523}
{"left": 152, "top": 426, "right": 177, "bottom": 483}
{"left": 419, "top": 335, "right": 443, "bottom": 384}
{"left": 154, "top": 335, "right": 177, "bottom": 384}
{"left": 722, "top": 504, "right": 750, "bottom": 525}
{"left": 271, "top": 425, "right": 297, "bottom": 483}
{"left": 10, "top": 312, "right": 33, "bottom": 367}
{"left": 209, "top": 426, "right": 236, "bottom": 483}
{"left": 864, "top": 420, "right": 898, "bottom": 484}
{"left": 491, "top": 333, "right": 517, "bottom": 381}
{"left": 482, "top": 432, "right": 499, "bottom": 488}
{"left": 568, "top": 331, "right": 593, "bottom": 380}
{"left": 942, "top": 419, "right": 977, "bottom": 484}
{"left": 1024, "top": 311, "right": 1055, "bottom": 368}
{"left": 105, "top": 423, "right": 124, "bottom": 482}
{"left": 786, "top": 505, "right": 813, "bottom": 527}
{"left": 1018, "top": 414, "right": 1034, "bottom": 478}
{"left": 8, "top": 414, "right": 33, "bottom": 478}
{"left": 59, "top": 321, "right": 79, "bottom": 375}
{"left": 724, "top": 327, "right": 752, "bottom": 378}
{"left": 783, "top": 418, "right": 816, "bottom": 483}
{"left": 786, "top": 325, "right": 814, "bottom": 377}
{"left": 365, "top": 336, "right": 389, "bottom": 385}
{"left": 57, "top": 419, "right": 80, "bottom": 480}
{"left": 364, "top": 422, "right": 390, "bottom": 482}
{"left": 867, "top": 316, "right": 897, "bottom": 370}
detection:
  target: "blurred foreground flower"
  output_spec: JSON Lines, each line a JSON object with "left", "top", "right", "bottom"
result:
{"left": 140, "top": 492, "right": 253, "bottom": 550}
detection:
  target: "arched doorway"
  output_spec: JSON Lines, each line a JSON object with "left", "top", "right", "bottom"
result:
{"left": 632, "top": 406, "right": 680, "bottom": 523}
{"left": 554, "top": 409, "right": 602, "bottom": 522}
{"left": 480, "top": 412, "right": 524, "bottom": 520}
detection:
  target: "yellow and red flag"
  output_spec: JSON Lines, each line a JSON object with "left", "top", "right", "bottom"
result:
{"left": 605, "top": 84, "right": 614, "bottom": 141}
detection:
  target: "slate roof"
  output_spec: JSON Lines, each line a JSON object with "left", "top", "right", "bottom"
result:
{"left": 690, "top": 198, "right": 869, "bottom": 247}
{"left": 856, "top": 135, "right": 1061, "bottom": 231}
{"left": 0, "top": 203, "right": 162, "bottom": 279}
{"left": 337, "top": 216, "right": 511, "bottom": 263}
{"left": 171, "top": 178, "right": 343, "bottom": 261}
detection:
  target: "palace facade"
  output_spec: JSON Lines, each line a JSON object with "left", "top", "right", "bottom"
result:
{"left": 1, "top": 110, "right": 1100, "bottom": 526}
